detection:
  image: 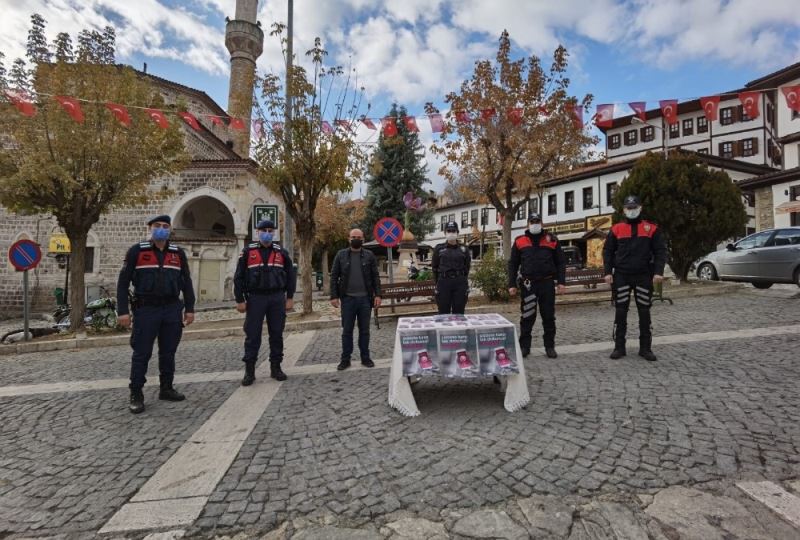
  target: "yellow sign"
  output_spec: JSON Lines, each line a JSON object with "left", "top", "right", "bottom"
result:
{"left": 549, "top": 221, "right": 585, "bottom": 234}
{"left": 48, "top": 234, "right": 71, "bottom": 254}
{"left": 586, "top": 214, "right": 613, "bottom": 231}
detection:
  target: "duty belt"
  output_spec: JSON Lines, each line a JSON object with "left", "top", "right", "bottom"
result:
{"left": 520, "top": 274, "right": 553, "bottom": 287}
{"left": 134, "top": 296, "right": 179, "bottom": 308}
{"left": 248, "top": 289, "right": 285, "bottom": 296}
{"left": 441, "top": 270, "right": 468, "bottom": 278}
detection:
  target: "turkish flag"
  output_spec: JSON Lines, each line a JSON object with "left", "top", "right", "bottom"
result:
{"left": 5, "top": 91, "right": 36, "bottom": 117}
{"left": 105, "top": 102, "right": 131, "bottom": 126}
{"left": 252, "top": 119, "right": 265, "bottom": 139}
{"left": 781, "top": 85, "right": 800, "bottom": 112}
{"left": 659, "top": 100, "right": 678, "bottom": 125}
{"left": 321, "top": 121, "right": 333, "bottom": 135}
{"left": 381, "top": 117, "right": 397, "bottom": 137}
{"left": 566, "top": 102, "right": 583, "bottom": 129}
{"left": 594, "top": 104, "right": 614, "bottom": 128}
{"left": 404, "top": 116, "right": 419, "bottom": 132}
{"left": 699, "top": 96, "right": 721, "bottom": 121}
{"left": 507, "top": 108, "right": 523, "bottom": 125}
{"left": 361, "top": 117, "right": 377, "bottom": 130}
{"left": 496, "top": 212, "right": 504, "bottom": 226}
{"left": 228, "top": 117, "right": 245, "bottom": 130}
{"left": 178, "top": 111, "right": 201, "bottom": 130}
{"left": 209, "top": 115, "right": 225, "bottom": 127}
{"left": 629, "top": 101, "right": 646, "bottom": 121}
{"left": 739, "top": 91, "right": 760, "bottom": 119}
{"left": 455, "top": 110, "right": 472, "bottom": 123}
{"left": 480, "top": 108, "right": 496, "bottom": 121}
{"left": 55, "top": 96, "right": 85, "bottom": 123}
{"left": 335, "top": 120, "right": 351, "bottom": 130}
{"left": 429, "top": 113, "right": 445, "bottom": 133}
{"left": 145, "top": 108, "right": 169, "bottom": 129}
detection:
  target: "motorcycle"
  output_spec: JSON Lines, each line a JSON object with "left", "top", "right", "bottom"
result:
{"left": 54, "top": 286, "right": 118, "bottom": 330}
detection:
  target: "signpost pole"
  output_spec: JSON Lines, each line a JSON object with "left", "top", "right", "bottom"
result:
{"left": 22, "top": 270, "right": 30, "bottom": 342}
{"left": 387, "top": 246, "right": 395, "bottom": 313}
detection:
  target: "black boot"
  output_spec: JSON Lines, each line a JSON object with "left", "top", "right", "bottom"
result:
{"left": 271, "top": 364, "right": 287, "bottom": 381}
{"left": 639, "top": 336, "right": 657, "bottom": 362}
{"left": 545, "top": 347, "right": 558, "bottom": 359}
{"left": 609, "top": 348, "right": 626, "bottom": 359}
{"left": 159, "top": 379, "right": 185, "bottom": 401}
{"left": 129, "top": 388, "right": 145, "bottom": 414}
{"left": 337, "top": 358, "right": 351, "bottom": 371}
{"left": 242, "top": 361, "right": 256, "bottom": 386}
{"left": 638, "top": 349, "right": 657, "bottom": 362}
{"left": 521, "top": 347, "right": 530, "bottom": 358}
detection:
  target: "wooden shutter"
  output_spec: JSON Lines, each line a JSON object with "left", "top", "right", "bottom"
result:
{"left": 733, "top": 106, "right": 741, "bottom": 123}
{"left": 752, "top": 137, "right": 759, "bottom": 154}
{"left": 718, "top": 142, "right": 725, "bottom": 156}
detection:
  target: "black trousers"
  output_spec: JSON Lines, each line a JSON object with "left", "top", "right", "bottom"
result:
{"left": 129, "top": 303, "right": 183, "bottom": 390}
{"left": 243, "top": 292, "right": 286, "bottom": 365}
{"left": 519, "top": 279, "right": 556, "bottom": 349}
{"left": 612, "top": 272, "right": 653, "bottom": 351}
{"left": 436, "top": 276, "right": 469, "bottom": 314}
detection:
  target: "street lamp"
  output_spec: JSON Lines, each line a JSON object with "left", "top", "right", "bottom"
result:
{"left": 630, "top": 116, "right": 668, "bottom": 159}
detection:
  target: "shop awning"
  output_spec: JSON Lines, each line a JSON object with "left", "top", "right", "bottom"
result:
{"left": 775, "top": 200, "right": 800, "bottom": 214}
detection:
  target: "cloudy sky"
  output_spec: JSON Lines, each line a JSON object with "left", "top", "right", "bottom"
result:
{"left": 1, "top": 0, "right": 799, "bottom": 196}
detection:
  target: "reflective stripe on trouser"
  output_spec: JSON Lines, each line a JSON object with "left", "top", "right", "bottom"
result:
{"left": 436, "top": 276, "right": 469, "bottom": 314}
{"left": 612, "top": 273, "right": 653, "bottom": 350}
{"left": 129, "top": 303, "right": 184, "bottom": 389}
{"left": 519, "top": 279, "right": 556, "bottom": 349}
{"left": 243, "top": 292, "right": 287, "bottom": 365}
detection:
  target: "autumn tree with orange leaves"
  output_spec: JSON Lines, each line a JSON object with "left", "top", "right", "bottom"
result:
{"left": 314, "top": 194, "right": 365, "bottom": 291}
{"left": 427, "top": 31, "right": 597, "bottom": 255}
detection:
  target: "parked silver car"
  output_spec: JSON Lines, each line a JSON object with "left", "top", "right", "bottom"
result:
{"left": 696, "top": 227, "right": 800, "bottom": 289}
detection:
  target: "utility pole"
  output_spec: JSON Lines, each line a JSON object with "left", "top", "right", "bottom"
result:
{"left": 283, "top": 0, "right": 294, "bottom": 254}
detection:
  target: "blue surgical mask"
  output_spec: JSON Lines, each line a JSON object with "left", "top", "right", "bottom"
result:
{"left": 259, "top": 231, "right": 274, "bottom": 244}
{"left": 151, "top": 227, "right": 170, "bottom": 241}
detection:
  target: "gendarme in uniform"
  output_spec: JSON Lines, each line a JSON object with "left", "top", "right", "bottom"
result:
{"left": 432, "top": 221, "right": 471, "bottom": 314}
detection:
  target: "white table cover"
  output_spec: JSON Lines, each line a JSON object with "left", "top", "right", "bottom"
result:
{"left": 388, "top": 314, "right": 531, "bottom": 416}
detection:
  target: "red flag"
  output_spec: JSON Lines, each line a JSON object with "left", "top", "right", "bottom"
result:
{"left": 361, "top": 117, "right": 377, "bottom": 130}
{"left": 228, "top": 117, "right": 245, "bottom": 131}
{"left": 271, "top": 121, "right": 284, "bottom": 132}
{"left": 335, "top": 120, "right": 351, "bottom": 131}
{"left": 537, "top": 105, "right": 550, "bottom": 116}
{"left": 566, "top": 102, "right": 583, "bottom": 129}
{"left": 455, "top": 110, "right": 472, "bottom": 123}
{"left": 659, "top": 100, "right": 678, "bottom": 125}
{"left": 252, "top": 119, "right": 264, "bottom": 139}
{"left": 105, "top": 102, "right": 131, "bottom": 126}
{"left": 5, "top": 91, "right": 36, "bottom": 117}
{"left": 209, "top": 115, "right": 225, "bottom": 127}
{"left": 781, "top": 85, "right": 800, "bottom": 113}
{"left": 496, "top": 212, "right": 504, "bottom": 226}
{"left": 699, "top": 96, "right": 721, "bottom": 121}
{"left": 55, "top": 96, "right": 84, "bottom": 123}
{"left": 628, "top": 101, "right": 646, "bottom": 121}
{"left": 507, "top": 108, "right": 523, "bottom": 125}
{"left": 739, "top": 91, "right": 760, "bottom": 119}
{"left": 594, "top": 104, "right": 614, "bottom": 128}
{"left": 404, "top": 116, "right": 419, "bottom": 132}
{"left": 480, "top": 108, "right": 496, "bottom": 121}
{"left": 429, "top": 113, "right": 445, "bottom": 133}
{"left": 321, "top": 121, "right": 333, "bottom": 135}
{"left": 381, "top": 117, "right": 397, "bottom": 137}
{"left": 178, "top": 111, "right": 201, "bottom": 130}
{"left": 145, "top": 108, "right": 169, "bottom": 129}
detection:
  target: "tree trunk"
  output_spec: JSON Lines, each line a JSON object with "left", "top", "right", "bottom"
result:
{"left": 66, "top": 232, "right": 88, "bottom": 332}
{"left": 321, "top": 247, "right": 330, "bottom": 295}
{"left": 297, "top": 229, "right": 315, "bottom": 315}
{"left": 501, "top": 210, "right": 514, "bottom": 258}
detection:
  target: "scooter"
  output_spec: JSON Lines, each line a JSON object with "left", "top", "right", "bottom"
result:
{"left": 54, "top": 286, "right": 118, "bottom": 330}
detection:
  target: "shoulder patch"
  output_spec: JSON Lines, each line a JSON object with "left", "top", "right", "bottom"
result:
{"left": 248, "top": 242, "right": 260, "bottom": 248}
{"left": 139, "top": 241, "right": 152, "bottom": 248}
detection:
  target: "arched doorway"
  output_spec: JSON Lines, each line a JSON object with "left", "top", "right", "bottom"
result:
{"left": 174, "top": 196, "right": 236, "bottom": 240}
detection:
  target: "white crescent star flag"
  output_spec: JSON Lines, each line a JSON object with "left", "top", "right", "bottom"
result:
{"left": 105, "top": 102, "right": 131, "bottom": 126}
{"left": 738, "top": 91, "right": 760, "bottom": 119}
{"left": 5, "top": 91, "right": 36, "bottom": 117}
{"left": 594, "top": 104, "right": 614, "bottom": 128}
{"left": 699, "top": 96, "right": 720, "bottom": 121}
{"left": 628, "top": 101, "right": 646, "bottom": 121}
{"left": 55, "top": 96, "right": 85, "bottom": 123}
{"left": 780, "top": 85, "right": 800, "bottom": 113}
{"left": 178, "top": 111, "right": 201, "bottom": 130}
{"left": 145, "top": 108, "right": 169, "bottom": 129}
{"left": 428, "top": 113, "right": 445, "bottom": 133}
{"left": 659, "top": 100, "right": 678, "bottom": 125}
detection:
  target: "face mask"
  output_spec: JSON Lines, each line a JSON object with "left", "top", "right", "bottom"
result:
{"left": 151, "top": 227, "right": 170, "bottom": 241}
{"left": 259, "top": 231, "right": 274, "bottom": 244}
{"left": 624, "top": 208, "right": 641, "bottom": 220}
{"left": 529, "top": 224, "right": 542, "bottom": 234}
{"left": 350, "top": 239, "right": 363, "bottom": 249}
{"left": 446, "top": 233, "right": 457, "bottom": 242}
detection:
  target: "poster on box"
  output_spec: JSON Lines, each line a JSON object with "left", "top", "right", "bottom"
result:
{"left": 437, "top": 328, "right": 479, "bottom": 377}
{"left": 399, "top": 329, "right": 439, "bottom": 376}
{"left": 476, "top": 326, "right": 519, "bottom": 375}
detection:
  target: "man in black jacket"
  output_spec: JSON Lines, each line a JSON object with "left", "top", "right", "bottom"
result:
{"left": 507, "top": 213, "right": 567, "bottom": 358}
{"left": 603, "top": 195, "right": 668, "bottom": 361}
{"left": 330, "top": 228, "right": 382, "bottom": 370}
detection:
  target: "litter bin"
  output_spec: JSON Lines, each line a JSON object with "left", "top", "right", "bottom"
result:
{"left": 315, "top": 272, "right": 323, "bottom": 291}
{"left": 54, "top": 287, "right": 65, "bottom": 306}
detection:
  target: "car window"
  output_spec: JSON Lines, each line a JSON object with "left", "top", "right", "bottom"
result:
{"left": 773, "top": 229, "right": 800, "bottom": 246}
{"left": 736, "top": 231, "right": 773, "bottom": 250}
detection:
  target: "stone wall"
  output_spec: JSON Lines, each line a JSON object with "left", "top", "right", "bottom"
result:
{"left": 754, "top": 186, "right": 774, "bottom": 231}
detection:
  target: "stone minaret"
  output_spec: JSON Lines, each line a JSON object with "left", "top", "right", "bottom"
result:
{"left": 225, "top": 0, "right": 264, "bottom": 157}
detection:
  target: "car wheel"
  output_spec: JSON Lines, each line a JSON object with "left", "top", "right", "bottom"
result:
{"left": 697, "top": 263, "right": 718, "bottom": 281}
{"left": 752, "top": 282, "right": 773, "bottom": 289}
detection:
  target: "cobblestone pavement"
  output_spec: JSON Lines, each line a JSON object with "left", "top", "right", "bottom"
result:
{"left": 1, "top": 289, "right": 800, "bottom": 539}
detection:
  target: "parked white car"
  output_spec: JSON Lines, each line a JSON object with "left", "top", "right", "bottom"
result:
{"left": 696, "top": 227, "right": 800, "bottom": 289}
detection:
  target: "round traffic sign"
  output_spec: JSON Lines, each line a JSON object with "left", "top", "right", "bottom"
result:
{"left": 373, "top": 217, "right": 404, "bottom": 248}
{"left": 8, "top": 239, "right": 42, "bottom": 271}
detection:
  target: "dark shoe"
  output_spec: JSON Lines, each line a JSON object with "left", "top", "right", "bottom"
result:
{"left": 521, "top": 348, "right": 530, "bottom": 358}
{"left": 270, "top": 365, "right": 287, "bottom": 381}
{"left": 361, "top": 358, "right": 375, "bottom": 368}
{"left": 158, "top": 387, "right": 185, "bottom": 401}
{"left": 545, "top": 348, "right": 558, "bottom": 359}
{"left": 241, "top": 361, "right": 256, "bottom": 386}
{"left": 337, "top": 360, "right": 351, "bottom": 371}
{"left": 129, "top": 389, "right": 145, "bottom": 414}
{"left": 639, "top": 350, "right": 658, "bottom": 362}
{"left": 609, "top": 349, "right": 627, "bottom": 359}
